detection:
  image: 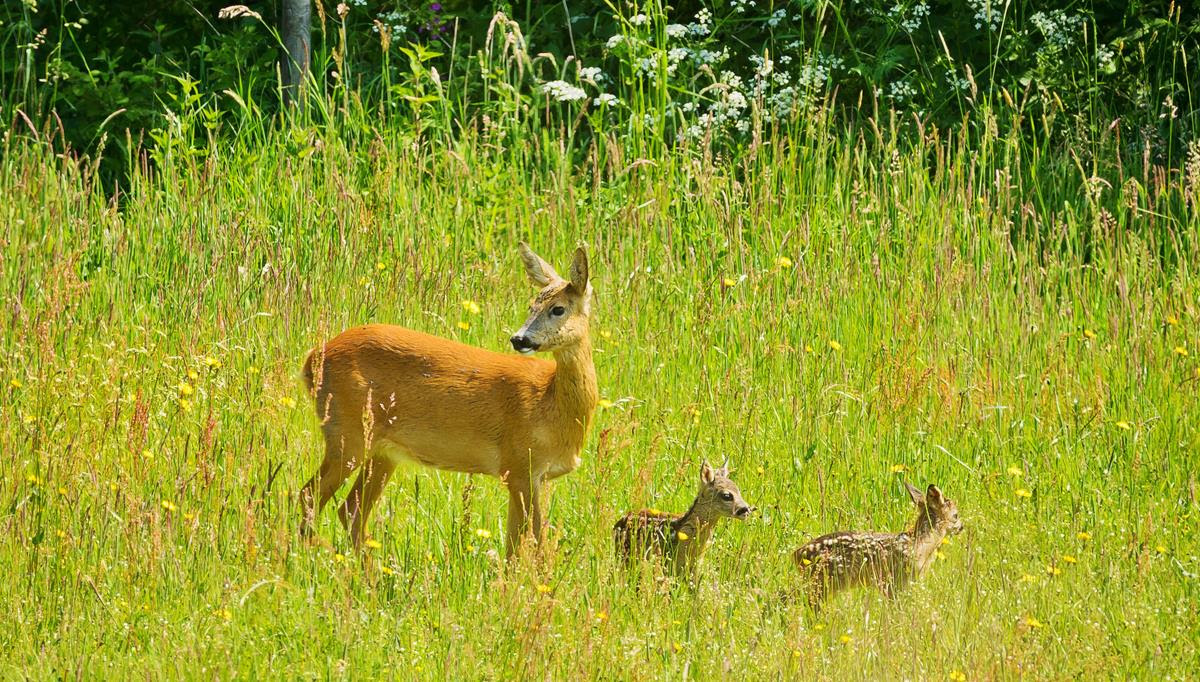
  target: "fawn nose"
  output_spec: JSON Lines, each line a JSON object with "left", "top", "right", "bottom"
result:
{"left": 510, "top": 334, "right": 538, "bottom": 353}
{"left": 735, "top": 505, "right": 753, "bottom": 518}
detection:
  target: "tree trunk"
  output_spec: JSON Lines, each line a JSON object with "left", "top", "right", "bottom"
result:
{"left": 280, "top": 0, "right": 311, "bottom": 107}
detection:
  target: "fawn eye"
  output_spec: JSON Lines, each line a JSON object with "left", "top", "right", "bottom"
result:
{"left": 720, "top": 491, "right": 733, "bottom": 501}
{"left": 550, "top": 305, "right": 566, "bottom": 317}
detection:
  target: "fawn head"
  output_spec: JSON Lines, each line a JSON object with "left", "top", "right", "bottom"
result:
{"left": 510, "top": 242, "right": 592, "bottom": 355}
{"left": 696, "top": 461, "right": 754, "bottom": 520}
{"left": 905, "top": 482, "right": 964, "bottom": 536}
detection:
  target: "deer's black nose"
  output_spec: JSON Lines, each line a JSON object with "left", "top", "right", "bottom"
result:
{"left": 735, "top": 505, "right": 753, "bottom": 518}
{"left": 510, "top": 334, "right": 538, "bottom": 352}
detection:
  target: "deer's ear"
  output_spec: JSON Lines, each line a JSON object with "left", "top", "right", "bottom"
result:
{"left": 569, "top": 245, "right": 589, "bottom": 292}
{"left": 519, "top": 242, "right": 560, "bottom": 287}
{"left": 700, "top": 461, "right": 715, "bottom": 485}
{"left": 904, "top": 481, "right": 924, "bottom": 506}
{"left": 926, "top": 484, "right": 944, "bottom": 504}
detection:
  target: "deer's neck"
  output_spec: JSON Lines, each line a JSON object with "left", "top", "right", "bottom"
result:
{"left": 906, "top": 510, "right": 945, "bottom": 573}
{"left": 550, "top": 335, "right": 598, "bottom": 431}
{"left": 672, "top": 500, "right": 720, "bottom": 560}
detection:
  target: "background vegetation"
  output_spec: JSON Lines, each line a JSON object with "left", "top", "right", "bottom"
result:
{"left": 1, "top": 0, "right": 1199, "bottom": 679}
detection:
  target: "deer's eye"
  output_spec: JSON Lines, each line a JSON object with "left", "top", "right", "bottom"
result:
{"left": 550, "top": 305, "right": 566, "bottom": 317}
{"left": 720, "top": 491, "right": 734, "bottom": 501}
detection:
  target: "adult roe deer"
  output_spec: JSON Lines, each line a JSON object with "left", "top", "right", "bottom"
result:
{"left": 299, "top": 243, "right": 598, "bottom": 558}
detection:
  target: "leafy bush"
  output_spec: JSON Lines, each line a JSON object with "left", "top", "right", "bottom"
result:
{"left": 3, "top": 1, "right": 1197, "bottom": 166}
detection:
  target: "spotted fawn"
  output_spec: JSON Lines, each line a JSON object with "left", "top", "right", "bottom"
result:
{"left": 613, "top": 461, "right": 754, "bottom": 578}
{"left": 792, "top": 482, "right": 964, "bottom": 608}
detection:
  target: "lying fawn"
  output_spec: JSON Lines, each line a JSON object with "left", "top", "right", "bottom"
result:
{"left": 299, "top": 243, "right": 597, "bottom": 558}
{"left": 613, "top": 462, "right": 753, "bottom": 578}
{"left": 792, "top": 482, "right": 964, "bottom": 608}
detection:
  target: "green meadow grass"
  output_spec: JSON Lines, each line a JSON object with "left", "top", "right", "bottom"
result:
{"left": 1, "top": 121, "right": 1198, "bottom": 679}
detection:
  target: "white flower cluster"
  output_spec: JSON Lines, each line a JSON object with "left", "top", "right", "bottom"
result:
{"left": 887, "top": 80, "right": 916, "bottom": 102}
{"left": 967, "top": 0, "right": 1003, "bottom": 32}
{"left": 889, "top": 2, "right": 929, "bottom": 34}
{"left": 542, "top": 80, "right": 587, "bottom": 102}
{"left": 1031, "top": 10, "right": 1083, "bottom": 49}
{"left": 945, "top": 69, "right": 970, "bottom": 93}
{"left": 1095, "top": 44, "right": 1115, "bottom": 70}
{"left": 665, "top": 24, "right": 687, "bottom": 39}
{"left": 690, "top": 9, "right": 712, "bottom": 36}
{"left": 373, "top": 10, "right": 406, "bottom": 35}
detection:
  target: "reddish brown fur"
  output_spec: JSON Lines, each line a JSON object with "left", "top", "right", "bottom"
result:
{"left": 298, "top": 244, "right": 597, "bottom": 557}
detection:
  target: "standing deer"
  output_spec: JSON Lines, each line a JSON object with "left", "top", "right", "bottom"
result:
{"left": 299, "top": 243, "right": 598, "bottom": 558}
{"left": 613, "top": 461, "right": 754, "bottom": 579}
{"left": 792, "top": 482, "right": 964, "bottom": 609}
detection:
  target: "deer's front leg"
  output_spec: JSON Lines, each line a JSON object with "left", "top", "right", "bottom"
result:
{"left": 505, "top": 473, "right": 542, "bottom": 559}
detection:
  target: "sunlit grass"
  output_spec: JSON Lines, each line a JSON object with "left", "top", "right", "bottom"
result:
{"left": 1, "top": 115, "right": 1198, "bottom": 678}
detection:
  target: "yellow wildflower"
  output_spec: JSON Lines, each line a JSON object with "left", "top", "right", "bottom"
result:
{"left": 380, "top": 566, "right": 395, "bottom": 576}
{"left": 1166, "top": 314, "right": 1179, "bottom": 326}
{"left": 756, "top": 465, "right": 765, "bottom": 475}
{"left": 1173, "top": 346, "right": 1188, "bottom": 357}
{"left": 25, "top": 474, "right": 41, "bottom": 485}
{"left": 187, "top": 369, "right": 199, "bottom": 381}
{"left": 161, "top": 500, "right": 177, "bottom": 512}
{"left": 595, "top": 610, "right": 608, "bottom": 623}
{"left": 461, "top": 300, "right": 481, "bottom": 315}
{"left": 1046, "top": 565, "right": 1062, "bottom": 576}
{"left": 536, "top": 584, "right": 552, "bottom": 594}
{"left": 456, "top": 321, "right": 470, "bottom": 331}
{"left": 279, "top": 396, "right": 297, "bottom": 409}
{"left": 839, "top": 635, "right": 852, "bottom": 644}
{"left": 376, "top": 261, "right": 387, "bottom": 271}
{"left": 1019, "top": 574, "right": 1037, "bottom": 584}
{"left": 722, "top": 277, "right": 737, "bottom": 288}
{"left": 829, "top": 340, "right": 843, "bottom": 351}
{"left": 812, "top": 623, "right": 825, "bottom": 631}
{"left": 890, "top": 464, "right": 907, "bottom": 473}
{"left": 1083, "top": 329, "right": 1097, "bottom": 340}
{"left": 804, "top": 344, "right": 814, "bottom": 353}
{"left": 365, "top": 539, "right": 382, "bottom": 550}
{"left": 334, "top": 553, "right": 346, "bottom": 563}
{"left": 204, "top": 356, "right": 221, "bottom": 369}
{"left": 1015, "top": 488, "right": 1032, "bottom": 498}
{"left": 1077, "top": 531, "right": 1091, "bottom": 541}
{"left": 677, "top": 531, "right": 690, "bottom": 541}
{"left": 9, "top": 378, "right": 22, "bottom": 389}
{"left": 178, "top": 382, "right": 194, "bottom": 397}
{"left": 1115, "top": 421, "right": 1132, "bottom": 430}
{"left": 949, "top": 671, "right": 966, "bottom": 681}
{"left": 598, "top": 398, "right": 615, "bottom": 409}
{"left": 178, "top": 398, "right": 193, "bottom": 412}
{"left": 774, "top": 255, "right": 793, "bottom": 269}
{"left": 672, "top": 642, "right": 683, "bottom": 653}
{"left": 1025, "top": 616, "right": 1044, "bottom": 629}
{"left": 475, "top": 528, "right": 492, "bottom": 539}
{"left": 1007, "top": 466, "right": 1023, "bottom": 477}
{"left": 22, "top": 413, "right": 34, "bottom": 425}
{"left": 1156, "top": 545, "right": 1168, "bottom": 554}
{"left": 1061, "top": 554, "right": 1077, "bottom": 564}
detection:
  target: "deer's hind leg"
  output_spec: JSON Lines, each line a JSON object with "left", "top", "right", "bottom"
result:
{"left": 339, "top": 449, "right": 398, "bottom": 549}
{"left": 299, "top": 425, "right": 366, "bottom": 538}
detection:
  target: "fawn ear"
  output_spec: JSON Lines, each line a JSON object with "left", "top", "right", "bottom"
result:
{"left": 926, "top": 484, "right": 944, "bottom": 504}
{"left": 568, "top": 245, "right": 589, "bottom": 293}
{"left": 700, "top": 461, "right": 715, "bottom": 485}
{"left": 717, "top": 457, "right": 730, "bottom": 477}
{"left": 904, "top": 481, "right": 924, "bottom": 505}
{"left": 519, "top": 242, "right": 561, "bottom": 287}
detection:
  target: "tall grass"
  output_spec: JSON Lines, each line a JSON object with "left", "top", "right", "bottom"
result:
{"left": 1, "top": 97, "right": 1198, "bottom": 678}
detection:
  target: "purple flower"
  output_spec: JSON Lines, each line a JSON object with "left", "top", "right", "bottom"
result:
{"left": 431, "top": 3, "right": 441, "bottom": 11}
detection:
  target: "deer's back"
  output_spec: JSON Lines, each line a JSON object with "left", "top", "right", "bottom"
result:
{"left": 794, "top": 530, "right": 912, "bottom": 584}
{"left": 305, "top": 324, "right": 556, "bottom": 475}
{"left": 613, "top": 510, "right": 680, "bottom": 560}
